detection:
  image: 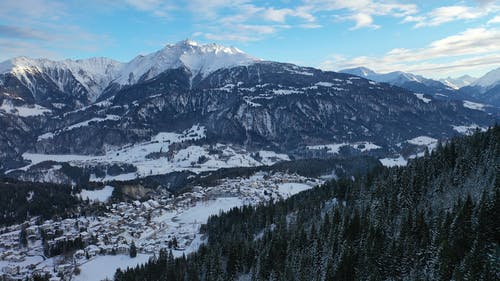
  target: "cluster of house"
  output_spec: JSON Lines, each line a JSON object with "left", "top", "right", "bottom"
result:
{"left": 0, "top": 172, "right": 320, "bottom": 281}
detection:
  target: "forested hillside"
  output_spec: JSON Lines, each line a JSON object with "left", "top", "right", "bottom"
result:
{"left": 0, "top": 178, "right": 105, "bottom": 226}
{"left": 116, "top": 126, "right": 500, "bottom": 281}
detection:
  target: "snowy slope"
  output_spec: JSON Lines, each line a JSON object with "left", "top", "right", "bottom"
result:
{"left": 340, "top": 67, "right": 426, "bottom": 84}
{"left": 0, "top": 40, "right": 259, "bottom": 102}
{"left": 114, "top": 39, "right": 259, "bottom": 85}
{"left": 339, "top": 67, "right": 456, "bottom": 96}
{"left": 440, "top": 75, "right": 476, "bottom": 90}
{"left": 471, "top": 67, "right": 500, "bottom": 89}
{"left": 0, "top": 99, "right": 51, "bottom": 117}
{"left": 0, "top": 56, "right": 123, "bottom": 102}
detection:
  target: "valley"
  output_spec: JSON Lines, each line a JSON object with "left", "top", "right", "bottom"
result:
{"left": 0, "top": 38, "right": 498, "bottom": 281}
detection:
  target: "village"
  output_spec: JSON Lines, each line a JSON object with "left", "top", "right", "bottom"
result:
{"left": 0, "top": 172, "right": 321, "bottom": 281}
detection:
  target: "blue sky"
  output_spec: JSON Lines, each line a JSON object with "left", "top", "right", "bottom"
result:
{"left": 0, "top": 0, "right": 499, "bottom": 79}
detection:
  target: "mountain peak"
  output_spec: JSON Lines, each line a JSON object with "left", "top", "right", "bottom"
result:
{"left": 115, "top": 40, "right": 258, "bottom": 85}
{"left": 440, "top": 75, "right": 476, "bottom": 90}
{"left": 471, "top": 67, "right": 500, "bottom": 89}
{"left": 340, "top": 66, "right": 376, "bottom": 77}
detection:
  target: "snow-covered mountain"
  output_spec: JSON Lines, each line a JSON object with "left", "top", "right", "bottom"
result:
{"left": 340, "top": 67, "right": 425, "bottom": 84}
{"left": 439, "top": 75, "right": 476, "bottom": 90}
{"left": 0, "top": 56, "right": 123, "bottom": 104}
{"left": 458, "top": 67, "right": 500, "bottom": 106}
{"left": 0, "top": 41, "right": 496, "bottom": 181}
{"left": 340, "top": 67, "right": 456, "bottom": 98}
{"left": 114, "top": 39, "right": 258, "bottom": 86}
{"left": 471, "top": 67, "right": 500, "bottom": 89}
{"left": 0, "top": 40, "right": 258, "bottom": 108}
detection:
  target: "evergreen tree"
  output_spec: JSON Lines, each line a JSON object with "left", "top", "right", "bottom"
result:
{"left": 130, "top": 241, "right": 137, "bottom": 258}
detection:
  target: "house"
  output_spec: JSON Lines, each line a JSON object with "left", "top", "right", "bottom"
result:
{"left": 74, "top": 250, "right": 85, "bottom": 259}
{"left": 116, "top": 244, "right": 130, "bottom": 254}
{"left": 85, "top": 245, "right": 100, "bottom": 257}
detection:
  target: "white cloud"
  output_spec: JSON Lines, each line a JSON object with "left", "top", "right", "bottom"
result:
{"left": 488, "top": 15, "right": 500, "bottom": 24}
{"left": 262, "top": 7, "right": 315, "bottom": 23}
{"left": 0, "top": 0, "right": 67, "bottom": 21}
{"left": 404, "top": 4, "right": 500, "bottom": 27}
{"left": 348, "top": 13, "right": 379, "bottom": 30}
{"left": 320, "top": 27, "right": 500, "bottom": 78}
{"left": 185, "top": 2, "right": 318, "bottom": 42}
{"left": 120, "top": 0, "right": 417, "bottom": 41}
{"left": 305, "top": 0, "right": 417, "bottom": 29}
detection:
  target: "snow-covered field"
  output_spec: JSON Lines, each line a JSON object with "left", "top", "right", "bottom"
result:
{"left": 307, "top": 141, "right": 381, "bottom": 154}
{"left": 175, "top": 197, "right": 244, "bottom": 225}
{"left": 277, "top": 183, "right": 313, "bottom": 197}
{"left": 74, "top": 254, "right": 151, "bottom": 281}
{"left": 413, "top": 93, "right": 431, "bottom": 103}
{"left": 79, "top": 186, "right": 114, "bottom": 203}
{"left": 452, "top": 124, "right": 488, "bottom": 135}
{"left": 0, "top": 100, "right": 51, "bottom": 117}
{"left": 379, "top": 136, "right": 440, "bottom": 167}
{"left": 406, "top": 136, "right": 438, "bottom": 151}
{"left": 379, "top": 155, "right": 407, "bottom": 167}
{"left": 463, "top": 100, "right": 487, "bottom": 111}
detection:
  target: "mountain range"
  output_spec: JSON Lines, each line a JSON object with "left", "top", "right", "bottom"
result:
{"left": 0, "top": 40, "right": 497, "bottom": 183}
{"left": 339, "top": 66, "right": 500, "bottom": 107}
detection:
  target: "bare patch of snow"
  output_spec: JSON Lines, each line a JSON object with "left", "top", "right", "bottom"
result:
{"left": 272, "top": 89, "right": 302, "bottom": 95}
{"left": 463, "top": 100, "right": 486, "bottom": 111}
{"left": 66, "top": 115, "right": 120, "bottom": 131}
{"left": 452, "top": 124, "right": 487, "bottom": 135}
{"left": 379, "top": 155, "right": 407, "bottom": 167}
{"left": 0, "top": 101, "right": 51, "bottom": 117}
{"left": 74, "top": 254, "right": 151, "bottom": 281}
{"left": 277, "top": 183, "right": 313, "bottom": 198}
{"left": 414, "top": 93, "right": 431, "bottom": 103}
{"left": 407, "top": 136, "right": 438, "bottom": 150}
{"left": 315, "top": 82, "right": 334, "bottom": 87}
{"left": 307, "top": 141, "right": 381, "bottom": 154}
{"left": 79, "top": 186, "right": 114, "bottom": 202}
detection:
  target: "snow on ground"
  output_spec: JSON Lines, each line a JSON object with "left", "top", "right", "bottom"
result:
{"left": 37, "top": 132, "right": 54, "bottom": 141}
{"left": 175, "top": 197, "right": 244, "bottom": 225}
{"left": 452, "top": 124, "right": 488, "bottom": 135}
{"left": 379, "top": 155, "right": 407, "bottom": 167}
{"left": 74, "top": 254, "right": 151, "bottom": 281}
{"left": 79, "top": 186, "right": 114, "bottom": 202}
{"left": 20, "top": 125, "right": 289, "bottom": 181}
{"left": 407, "top": 136, "right": 438, "bottom": 150}
{"left": 277, "top": 183, "right": 313, "bottom": 198}
{"left": 413, "top": 93, "right": 431, "bottom": 103}
{"left": 307, "top": 141, "right": 381, "bottom": 154}
{"left": 38, "top": 115, "right": 121, "bottom": 140}
{"left": 90, "top": 172, "right": 138, "bottom": 182}
{"left": 315, "top": 82, "right": 334, "bottom": 87}
{"left": 463, "top": 100, "right": 486, "bottom": 111}
{"left": 272, "top": 89, "right": 303, "bottom": 95}
{"left": 0, "top": 255, "right": 44, "bottom": 269}
{"left": 66, "top": 115, "right": 120, "bottom": 131}
{"left": 0, "top": 100, "right": 51, "bottom": 117}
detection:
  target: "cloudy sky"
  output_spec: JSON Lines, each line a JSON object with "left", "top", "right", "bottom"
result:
{"left": 0, "top": 0, "right": 499, "bottom": 79}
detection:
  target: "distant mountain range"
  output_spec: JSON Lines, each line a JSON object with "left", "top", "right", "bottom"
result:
{"left": 339, "top": 66, "right": 500, "bottom": 107}
{"left": 458, "top": 68, "right": 500, "bottom": 107}
{"left": 439, "top": 75, "right": 476, "bottom": 90}
{"left": 0, "top": 40, "right": 497, "bottom": 183}
{"left": 339, "top": 67, "right": 457, "bottom": 98}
